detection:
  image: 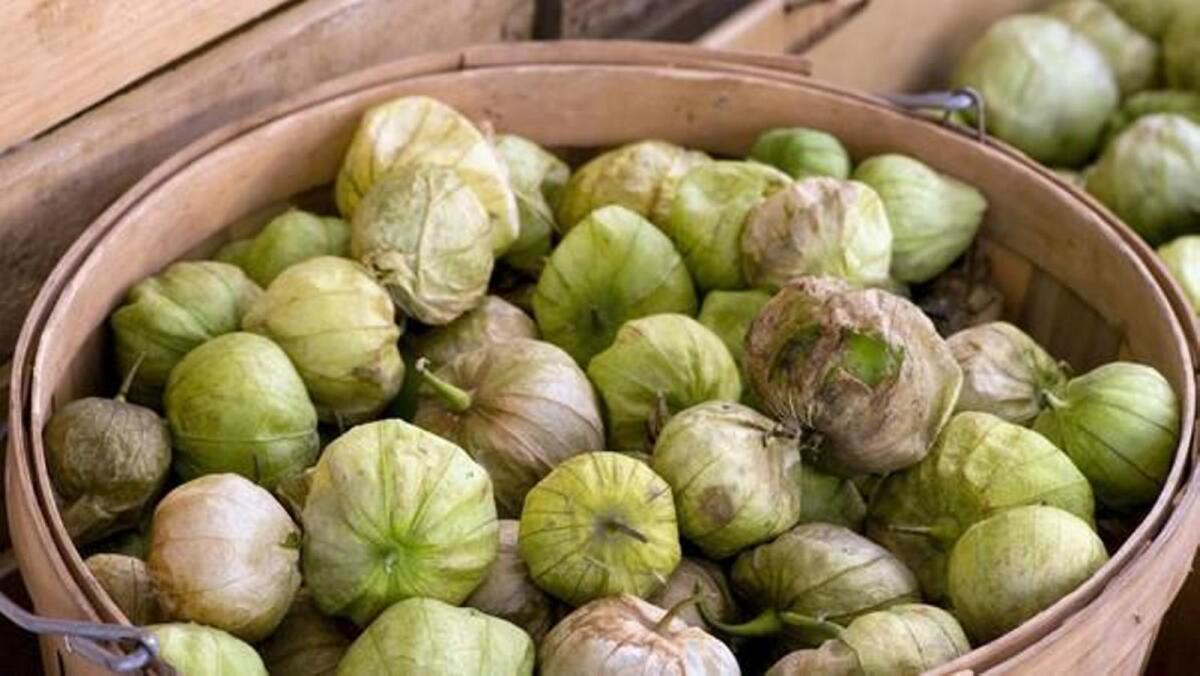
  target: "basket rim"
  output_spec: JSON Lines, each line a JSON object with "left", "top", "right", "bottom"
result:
{"left": 7, "top": 40, "right": 1198, "bottom": 671}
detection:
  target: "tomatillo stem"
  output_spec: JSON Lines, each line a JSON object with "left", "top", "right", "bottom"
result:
{"left": 415, "top": 358, "right": 473, "bottom": 412}
{"left": 116, "top": 353, "right": 147, "bottom": 403}
{"left": 697, "top": 607, "right": 784, "bottom": 637}
{"left": 778, "top": 611, "right": 845, "bottom": 642}
{"left": 653, "top": 590, "right": 704, "bottom": 633}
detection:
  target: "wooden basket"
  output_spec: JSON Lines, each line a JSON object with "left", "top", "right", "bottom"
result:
{"left": 6, "top": 41, "right": 1197, "bottom": 675}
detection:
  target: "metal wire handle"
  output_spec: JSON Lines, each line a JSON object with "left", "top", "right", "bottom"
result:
{"left": 882, "top": 87, "right": 987, "bottom": 141}
{"left": 0, "top": 422, "right": 172, "bottom": 674}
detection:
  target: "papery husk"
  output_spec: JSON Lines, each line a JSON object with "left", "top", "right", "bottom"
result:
{"left": 519, "top": 452, "right": 680, "bottom": 606}
{"left": 1164, "top": 5, "right": 1200, "bottom": 90}
{"left": 867, "top": 412, "right": 1095, "bottom": 601}
{"left": 588, "top": 314, "right": 742, "bottom": 452}
{"left": 243, "top": 256, "right": 404, "bottom": 425}
{"left": 337, "top": 598, "right": 534, "bottom": 676}
{"left": 149, "top": 623, "right": 267, "bottom": 676}
{"left": 652, "top": 401, "right": 801, "bottom": 559}
{"left": 1046, "top": 0, "right": 1160, "bottom": 96}
{"left": 1102, "top": 0, "right": 1192, "bottom": 38}
{"left": 533, "top": 205, "right": 696, "bottom": 364}
{"left": 85, "top": 554, "right": 164, "bottom": 625}
{"left": 1158, "top": 235, "right": 1200, "bottom": 313}
{"left": 334, "top": 95, "right": 519, "bottom": 254}
{"left": 745, "top": 276, "right": 962, "bottom": 475}
{"left": 350, "top": 164, "right": 494, "bottom": 325}
{"left": 539, "top": 595, "right": 739, "bottom": 676}
{"left": 749, "top": 127, "right": 852, "bottom": 180}
{"left": 947, "top": 505, "right": 1108, "bottom": 642}
{"left": 1104, "top": 90, "right": 1200, "bottom": 146}
{"left": 258, "top": 589, "right": 350, "bottom": 676}
{"left": 413, "top": 338, "right": 604, "bottom": 517}
{"left": 110, "top": 260, "right": 262, "bottom": 406}
{"left": 948, "top": 321, "right": 1067, "bottom": 424}
{"left": 164, "top": 332, "right": 319, "bottom": 489}
{"left": 147, "top": 474, "right": 301, "bottom": 642}
{"left": 556, "top": 140, "right": 710, "bottom": 231}
{"left": 1034, "top": 362, "right": 1179, "bottom": 509}
{"left": 741, "top": 179, "right": 893, "bottom": 292}
{"left": 465, "top": 520, "right": 559, "bottom": 643}
{"left": 647, "top": 557, "right": 740, "bottom": 631}
{"left": 412, "top": 295, "right": 538, "bottom": 368}
{"left": 495, "top": 134, "right": 570, "bottom": 274}
{"left": 797, "top": 466, "right": 867, "bottom": 531}
{"left": 301, "top": 419, "right": 498, "bottom": 626}
{"left": 664, "top": 160, "right": 792, "bottom": 291}
{"left": 236, "top": 209, "right": 350, "bottom": 286}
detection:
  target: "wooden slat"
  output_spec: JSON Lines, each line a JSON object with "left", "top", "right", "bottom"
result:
{"left": 0, "top": 0, "right": 535, "bottom": 368}
{"left": 0, "top": 0, "right": 292, "bottom": 152}
{"left": 698, "top": 0, "right": 868, "bottom": 53}
{"left": 543, "top": 0, "right": 746, "bottom": 40}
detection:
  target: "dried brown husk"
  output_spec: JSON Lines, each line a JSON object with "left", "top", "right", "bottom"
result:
{"left": 745, "top": 276, "right": 962, "bottom": 475}
{"left": 464, "top": 520, "right": 559, "bottom": 643}
{"left": 413, "top": 338, "right": 604, "bottom": 517}
{"left": 917, "top": 250, "right": 1005, "bottom": 337}
{"left": 948, "top": 321, "right": 1067, "bottom": 424}
{"left": 84, "top": 554, "right": 164, "bottom": 625}
{"left": 258, "top": 589, "right": 350, "bottom": 676}
{"left": 647, "top": 557, "right": 740, "bottom": 631}
{"left": 44, "top": 371, "right": 172, "bottom": 546}
{"left": 539, "top": 595, "right": 739, "bottom": 676}
{"left": 412, "top": 295, "right": 538, "bottom": 368}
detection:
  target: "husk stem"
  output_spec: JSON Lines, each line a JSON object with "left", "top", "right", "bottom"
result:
{"left": 115, "top": 353, "right": 146, "bottom": 403}
{"left": 653, "top": 591, "right": 704, "bottom": 633}
{"left": 414, "top": 357, "right": 473, "bottom": 412}
{"left": 697, "top": 607, "right": 844, "bottom": 642}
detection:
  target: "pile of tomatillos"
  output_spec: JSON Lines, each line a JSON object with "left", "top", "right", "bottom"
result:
{"left": 948, "top": 0, "right": 1200, "bottom": 307}
{"left": 47, "top": 92, "right": 1181, "bottom": 675}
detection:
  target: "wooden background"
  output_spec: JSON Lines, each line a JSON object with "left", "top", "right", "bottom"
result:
{"left": 2, "top": 0, "right": 1196, "bottom": 673}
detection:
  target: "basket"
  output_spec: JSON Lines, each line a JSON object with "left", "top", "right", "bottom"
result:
{"left": 6, "top": 41, "right": 1198, "bottom": 675}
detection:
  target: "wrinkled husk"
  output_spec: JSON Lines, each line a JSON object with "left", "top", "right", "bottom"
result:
{"left": 274, "top": 467, "right": 315, "bottom": 522}
{"left": 1045, "top": 0, "right": 1159, "bottom": 96}
{"left": 948, "top": 321, "right": 1068, "bottom": 424}
{"left": 258, "top": 589, "right": 350, "bottom": 676}
{"left": 45, "top": 393, "right": 170, "bottom": 545}
{"left": 147, "top": 474, "right": 301, "bottom": 642}
{"left": 951, "top": 14, "right": 1119, "bottom": 167}
{"left": 85, "top": 554, "right": 164, "bottom": 625}
{"left": 519, "top": 452, "right": 681, "bottom": 606}
{"left": 1085, "top": 114, "right": 1200, "bottom": 244}
{"left": 948, "top": 505, "right": 1108, "bottom": 642}
{"left": 698, "top": 290, "right": 772, "bottom": 372}
{"left": 243, "top": 257, "right": 404, "bottom": 425}
{"left": 917, "top": 250, "right": 1006, "bottom": 337}
{"left": 731, "top": 523, "right": 919, "bottom": 631}
{"left": 749, "top": 127, "right": 852, "bottom": 180}
{"left": 767, "top": 604, "right": 969, "bottom": 676}
{"left": 745, "top": 276, "right": 962, "bottom": 475}
{"left": 110, "top": 260, "right": 261, "bottom": 406}
{"left": 533, "top": 205, "right": 697, "bottom": 364}
{"left": 149, "top": 623, "right": 267, "bottom": 676}
{"left": 797, "top": 466, "right": 867, "bottom": 531}
{"left": 465, "top": 520, "right": 559, "bottom": 643}
{"left": 495, "top": 134, "right": 570, "bottom": 274}
{"left": 337, "top": 598, "right": 534, "bottom": 676}
{"left": 301, "top": 419, "right": 498, "bottom": 626}
{"left": 1105, "top": 90, "right": 1200, "bottom": 146}
{"left": 164, "top": 332, "right": 319, "bottom": 489}
{"left": 1158, "top": 235, "right": 1200, "bottom": 313}
{"left": 588, "top": 314, "right": 742, "bottom": 452}
{"left": 334, "top": 95, "right": 519, "bottom": 253}
{"left": 556, "top": 140, "right": 710, "bottom": 230}
{"left": 412, "top": 295, "right": 538, "bottom": 367}
{"left": 414, "top": 338, "right": 605, "bottom": 517}
{"left": 867, "top": 412, "right": 1095, "bottom": 601}
{"left": 741, "top": 179, "right": 893, "bottom": 292}
{"left": 1164, "top": 7, "right": 1200, "bottom": 90}
{"left": 539, "top": 595, "right": 739, "bottom": 676}
{"left": 652, "top": 402, "right": 801, "bottom": 559}
{"left": 1035, "top": 362, "right": 1179, "bottom": 509}
{"left": 351, "top": 164, "right": 494, "bottom": 325}
{"left": 647, "top": 557, "right": 740, "bottom": 631}
{"left": 236, "top": 209, "right": 350, "bottom": 286}
{"left": 664, "top": 160, "right": 792, "bottom": 290}
{"left": 1102, "top": 0, "right": 1192, "bottom": 37}
{"left": 851, "top": 155, "right": 987, "bottom": 284}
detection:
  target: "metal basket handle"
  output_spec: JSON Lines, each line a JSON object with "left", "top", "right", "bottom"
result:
{"left": 882, "top": 87, "right": 987, "bottom": 141}
{"left": 0, "top": 422, "right": 173, "bottom": 675}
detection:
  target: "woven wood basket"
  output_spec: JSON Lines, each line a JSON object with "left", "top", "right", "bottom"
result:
{"left": 6, "top": 42, "right": 1198, "bottom": 675}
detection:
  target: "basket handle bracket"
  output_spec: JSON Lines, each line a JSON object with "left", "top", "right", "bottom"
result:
{"left": 882, "top": 88, "right": 987, "bottom": 141}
